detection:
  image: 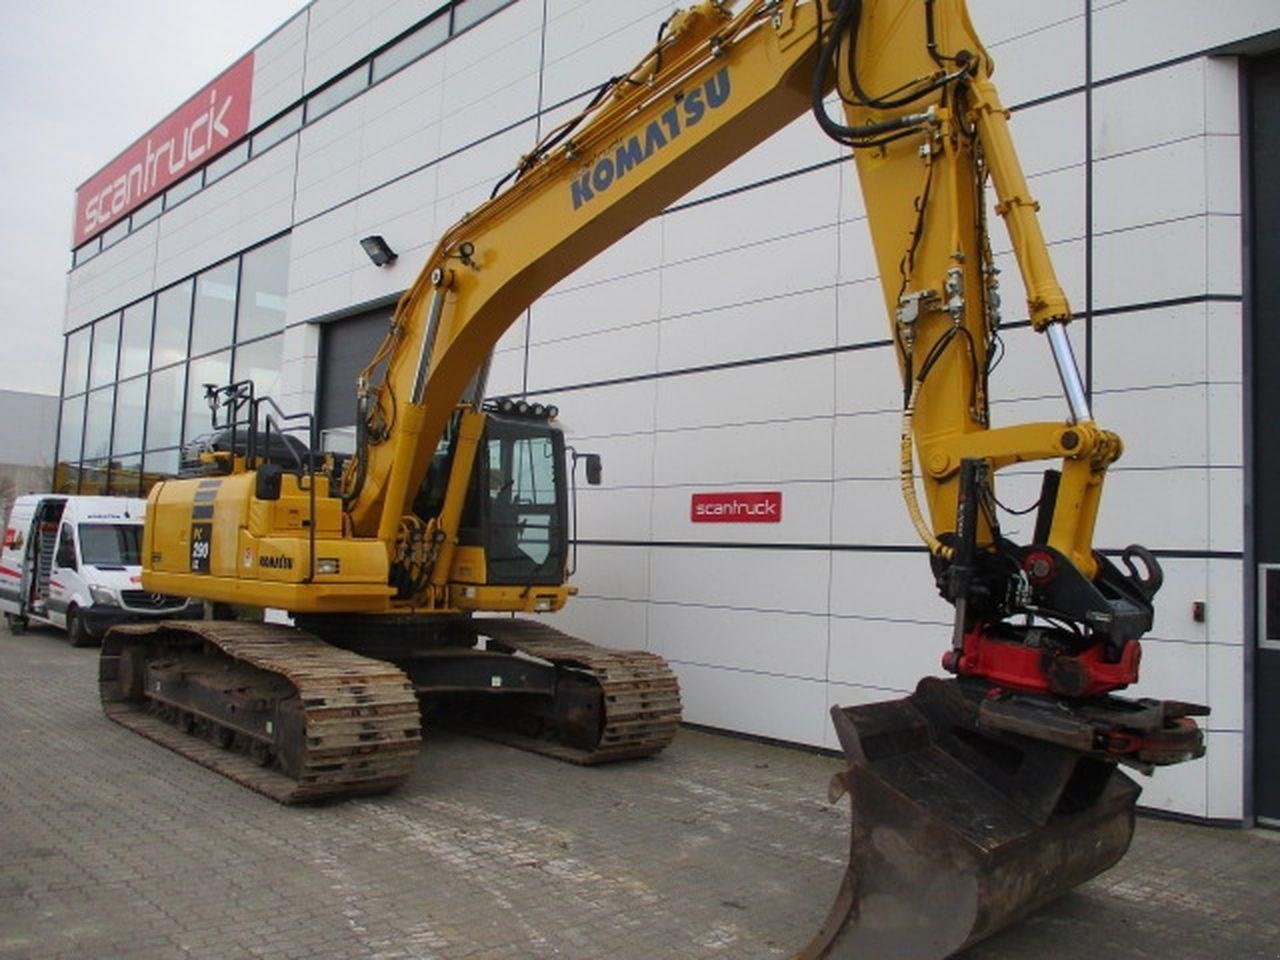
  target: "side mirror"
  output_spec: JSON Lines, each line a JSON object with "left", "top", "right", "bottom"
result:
{"left": 584, "top": 454, "right": 602, "bottom": 486}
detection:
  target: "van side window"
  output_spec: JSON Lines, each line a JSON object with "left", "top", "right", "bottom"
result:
{"left": 55, "top": 524, "right": 77, "bottom": 570}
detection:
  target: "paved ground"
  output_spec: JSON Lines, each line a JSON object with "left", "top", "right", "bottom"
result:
{"left": 2, "top": 620, "right": 1277, "bottom": 960}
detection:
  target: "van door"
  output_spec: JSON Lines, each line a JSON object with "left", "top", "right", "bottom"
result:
{"left": 48, "top": 522, "right": 79, "bottom": 628}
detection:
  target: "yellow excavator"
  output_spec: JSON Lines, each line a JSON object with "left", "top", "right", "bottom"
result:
{"left": 99, "top": 0, "right": 1209, "bottom": 956}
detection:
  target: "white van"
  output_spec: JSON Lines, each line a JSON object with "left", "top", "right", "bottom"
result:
{"left": 0, "top": 495, "right": 202, "bottom": 646}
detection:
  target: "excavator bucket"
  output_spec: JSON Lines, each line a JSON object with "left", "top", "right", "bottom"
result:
{"left": 797, "top": 677, "right": 1139, "bottom": 960}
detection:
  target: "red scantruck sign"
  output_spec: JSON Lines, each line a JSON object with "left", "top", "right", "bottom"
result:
{"left": 73, "top": 53, "right": 255, "bottom": 244}
{"left": 690, "top": 491, "right": 782, "bottom": 523}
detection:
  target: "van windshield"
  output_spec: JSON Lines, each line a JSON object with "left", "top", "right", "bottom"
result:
{"left": 78, "top": 524, "right": 143, "bottom": 567}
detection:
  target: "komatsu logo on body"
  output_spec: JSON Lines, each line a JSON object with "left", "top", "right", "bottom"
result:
{"left": 571, "top": 67, "right": 731, "bottom": 210}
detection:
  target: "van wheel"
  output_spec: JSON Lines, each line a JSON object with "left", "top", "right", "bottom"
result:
{"left": 66, "top": 608, "right": 96, "bottom": 648}
{"left": 4, "top": 612, "right": 27, "bottom": 634}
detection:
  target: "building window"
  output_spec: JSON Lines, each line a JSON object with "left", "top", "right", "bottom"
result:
{"left": 58, "top": 394, "right": 86, "bottom": 468}
{"left": 204, "top": 140, "right": 250, "bottom": 185}
{"left": 373, "top": 15, "right": 450, "bottom": 82}
{"left": 236, "top": 235, "right": 290, "bottom": 341}
{"left": 251, "top": 107, "right": 302, "bottom": 157}
{"left": 185, "top": 350, "right": 232, "bottom": 442}
{"left": 165, "top": 170, "right": 203, "bottom": 208}
{"left": 191, "top": 260, "right": 238, "bottom": 357}
{"left": 83, "top": 386, "right": 115, "bottom": 461}
{"left": 145, "top": 364, "right": 185, "bottom": 452}
{"left": 89, "top": 312, "right": 120, "bottom": 389}
{"left": 112, "top": 376, "right": 148, "bottom": 457}
{"left": 305, "top": 66, "right": 369, "bottom": 123}
{"left": 153, "top": 280, "right": 193, "bottom": 368}
{"left": 63, "top": 326, "right": 91, "bottom": 396}
{"left": 453, "top": 0, "right": 511, "bottom": 32}
{"left": 118, "top": 299, "right": 153, "bottom": 380}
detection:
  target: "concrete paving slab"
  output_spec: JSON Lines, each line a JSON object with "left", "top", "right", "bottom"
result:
{"left": 2, "top": 621, "right": 1277, "bottom": 960}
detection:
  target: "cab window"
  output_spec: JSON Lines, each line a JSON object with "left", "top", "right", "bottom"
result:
{"left": 55, "top": 524, "right": 77, "bottom": 570}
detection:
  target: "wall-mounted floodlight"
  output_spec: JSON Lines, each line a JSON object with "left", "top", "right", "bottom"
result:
{"left": 360, "top": 235, "right": 397, "bottom": 267}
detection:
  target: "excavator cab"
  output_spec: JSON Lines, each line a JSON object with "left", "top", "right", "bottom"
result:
{"left": 460, "top": 409, "right": 570, "bottom": 587}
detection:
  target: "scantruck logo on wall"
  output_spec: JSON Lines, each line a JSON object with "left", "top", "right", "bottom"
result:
{"left": 74, "top": 53, "right": 255, "bottom": 243}
{"left": 690, "top": 491, "right": 782, "bottom": 523}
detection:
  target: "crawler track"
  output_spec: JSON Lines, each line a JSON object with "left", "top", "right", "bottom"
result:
{"left": 464, "top": 618, "right": 682, "bottom": 763}
{"left": 100, "top": 621, "right": 421, "bottom": 804}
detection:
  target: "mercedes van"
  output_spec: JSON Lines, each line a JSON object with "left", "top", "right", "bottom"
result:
{"left": 1, "top": 495, "right": 201, "bottom": 645}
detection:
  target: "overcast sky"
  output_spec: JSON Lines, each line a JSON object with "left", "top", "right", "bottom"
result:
{"left": 0, "top": 0, "right": 306, "bottom": 398}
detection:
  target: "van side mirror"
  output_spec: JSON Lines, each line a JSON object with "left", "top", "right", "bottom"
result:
{"left": 584, "top": 454, "right": 602, "bottom": 486}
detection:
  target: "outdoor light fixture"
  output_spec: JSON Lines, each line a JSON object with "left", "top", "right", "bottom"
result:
{"left": 360, "top": 235, "right": 397, "bottom": 267}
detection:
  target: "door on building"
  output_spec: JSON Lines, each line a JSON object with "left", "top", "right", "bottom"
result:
{"left": 1249, "top": 51, "right": 1280, "bottom": 826}
{"left": 316, "top": 304, "right": 396, "bottom": 453}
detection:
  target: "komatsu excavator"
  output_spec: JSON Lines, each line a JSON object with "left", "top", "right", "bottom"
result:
{"left": 99, "top": 0, "right": 1209, "bottom": 956}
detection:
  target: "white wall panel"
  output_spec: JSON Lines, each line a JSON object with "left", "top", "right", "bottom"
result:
{"left": 1091, "top": 0, "right": 1280, "bottom": 82}
{"left": 829, "top": 552, "right": 951, "bottom": 625}
{"left": 830, "top": 479, "right": 922, "bottom": 545}
{"left": 551, "top": 596, "right": 648, "bottom": 654}
{"left": 827, "top": 617, "right": 946, "bottom": 693}
{"left": 969, "top": 0, "right": 1081, "bottom": 48}
{"left": 570, "top": 543, "right": 649, "bottom": 601}
{"left": 654, "top": 355, "right": 833, "bottom": 431}
{"left": 674, "top": 662, "right": 830, "bottom": 747}
{"left": 65, "top": 220, "right": 160, "bottom": 330}
{"left": 250, "top": 11, "right": 308, "bottom": 127}
{"left": 657, "top": 286, "right": 839, "bottom": 372}
{"left": 531, "top": 268, "right": 661, "bottom": 344}
{"left": 649, "top": 546, "right": 829, "bottom": 615}
{"left": 155, "top": 142, "right": 296, "bottom": 288}
{"left": 651, "top": 418, "right": 832, "bottom": 487}
{"left": 1205, "top": 731, "right": 1243, "bottom": 820}
{"left": 982, "top": 14, "right": 1085, "bottom": 105}
{"left": 526, "top": 321, "right": 658, "bottom": 391}
{"left": 541, "top": 0, "right": 675, "bottom": 107}
{"left": 649, "top": 604, "right": 829, "bottom": 680}
{"left": 303, "top": 0, "right": 426, "bottom": 94}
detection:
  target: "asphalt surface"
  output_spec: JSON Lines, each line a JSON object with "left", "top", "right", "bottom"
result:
{"left": 2, "top": 619, "right": 1277, "bottom": 960}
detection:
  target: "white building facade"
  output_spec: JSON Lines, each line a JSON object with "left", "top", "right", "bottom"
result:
{"left": 60, "top": 0, "right": 1280, "bottom": 825}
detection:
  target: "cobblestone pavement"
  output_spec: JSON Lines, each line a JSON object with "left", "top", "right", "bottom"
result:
{"left": 2, "top": 621, "right": 1277, "bottom": 960}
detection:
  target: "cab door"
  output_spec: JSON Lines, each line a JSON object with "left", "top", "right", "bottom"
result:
{"left": 48, "top": 522, "right": 79, "bottom": 628}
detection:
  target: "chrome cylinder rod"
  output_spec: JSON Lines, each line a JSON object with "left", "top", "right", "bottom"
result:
{"left": 1047, "top": 322, "right": 1091, "bottom": 424}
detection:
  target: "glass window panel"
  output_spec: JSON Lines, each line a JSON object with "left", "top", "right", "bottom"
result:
{"left": 236, "top": 237, "right": 290, "bottom": 341}
{"left": 107, "top": 455, "right": 143, "bottom": 497}
{"left": 80, "top": 461, "right": 109, "bottom": 495}
{"left": 83, "top": 386, "right": 115, "bottom": 461}
{"left": 89, "top": 313, "right": 120, "bottom": 388}
{"left": 63, "top": 327, "right": 91, "bottom": 396}
{"left": 142, "top": 448, "right": 180, "bottom": 492}
{"left": 305, "top": 67, "right": 368, "bottom": 122}
{"left": 373, "top": 16, "right": 449, "bottom": 82}
{"left": 101, "top": 218, "right": 130, "bottom": 248}
{"left": 165, "top": 170, "right": 202, "bottom": 207}
{"left": 185, "top": 350, "right": 231, "bottom": 442}
{"left": 131, "top": 194, "right": 163, "bottom": 229}
{"left": 53, "top": 462, "right": 80, "bottom": 494}
{"left": 153, "top": 281, "right": 192, "bottom": 368}
{"left": 118, "top": 300, "right": 153, "bottom": 380}
{"left": 251, "top": 106, "right": 302, "bottom": 157}
{"left": 233, "top": 334, "right": 284, "bottom": 400}
{"left": 204, "top": 140, "right": 250, "bottom": 185}
{"left": 112, "top": 376, "right": 147, "bottom": 455}
{"left": 145, "top": 365, "right": 185, "bottom": 450}
{"left": 190, "top": 261, "right": 238, "bottom": 357}
{"left": 453, "top": 0, "right": 510, "bottom": 32}
{"left": 58, "top": 394, "right": 86, "bottom": 465}
{"left": 73, "top": 238, "right": 101, "bottom": 267}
